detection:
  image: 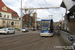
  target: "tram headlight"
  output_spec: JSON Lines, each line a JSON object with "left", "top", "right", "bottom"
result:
{"left": 48, "top": 28, "right": 50, "bottom": 30}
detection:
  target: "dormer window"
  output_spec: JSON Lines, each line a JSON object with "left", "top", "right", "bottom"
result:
{"left": 2, "top": 6, "right": 7, "bottom": 11}
{"left": 14, "top": 13, "right": 15, "bottom": 15}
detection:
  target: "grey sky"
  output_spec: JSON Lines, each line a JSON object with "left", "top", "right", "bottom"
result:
{"left": 2, "top": 0, "right": 66, "bottom": 22}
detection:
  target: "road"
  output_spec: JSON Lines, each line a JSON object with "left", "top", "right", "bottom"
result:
{"left": 0, "top": 30, "right": 31, "bottom": 37}
{"left": 0, "top": 30, "right": 62, "bottom": 50}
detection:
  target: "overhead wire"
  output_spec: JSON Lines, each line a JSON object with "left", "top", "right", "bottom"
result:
{"left": 36, "top": 0, "right": 44, "bottom": 12}
{"left": 22, "top": 0, "right": 32, "bottom": 8}
{"left": 16, "top": 0, "right": 35, "bottom": 15}
{"left": 44, "top": 0, "right": 51, "bottom": 13}
{"left": 16, "top": 0, "right": 25, "bottom": 16}
{"left": 23, "top": 0, "right": 35, "bottom": 14}
{"left": 16, "top": 0, "right": 20, "bottom": 2}
{"left": 44, "top": 0, "right": 61, "bottom": 19}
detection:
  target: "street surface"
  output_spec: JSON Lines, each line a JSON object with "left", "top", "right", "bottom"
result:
{"left": 0, "top": 30, "right": 31, "bottom": 37}
{"left": 0, "top": 30, "right": 62, "bottom": 50}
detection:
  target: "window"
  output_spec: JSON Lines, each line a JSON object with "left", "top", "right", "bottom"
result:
{"left": 15, "top": 22, "right": 16, "bottom": 24}
{"left": 0, "top": 13, "right": 2, "bottom": 17}
{"left": 14, "top": 13, "right": 15, "bottom": 15}
{"left": 4, "top": 15, "right": 6, "bottom": 18}
{"left": 2, "top": 6, "right": 7, "bottom": 11}
{"left": 3, "top": 21, "right": 5, "bottom": 23}
{"left": 7, "top": 15, "right": 9, "bottom": 18}
{"left": 16, "top": 13, "right": 17, "bottom": 16}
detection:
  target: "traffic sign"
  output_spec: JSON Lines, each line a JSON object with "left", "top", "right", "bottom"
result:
{"left": 11, "top": 22, "right": 14, "bottom": 25}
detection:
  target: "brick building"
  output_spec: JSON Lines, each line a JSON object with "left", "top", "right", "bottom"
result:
{"left": 22, "top": 12, "right": 37, "bottom": 28}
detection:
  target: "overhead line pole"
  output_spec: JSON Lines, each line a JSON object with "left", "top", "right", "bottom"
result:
{"left": 20, "top": 0, "right": 22, "bottom": 34}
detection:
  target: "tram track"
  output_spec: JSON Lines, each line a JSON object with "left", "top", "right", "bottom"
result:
{"left": 0, "top": 33, "right": 33, "bottom": 40}
{"left": 0, "top": 34, "right": 40, "bottom": 47}
{"left": 7, "top": 37, "right": 46, "bottom": 50}
{"left": 46, "top": 38, "right": 51, "bottom": 50}
{"left": 0, "top": 32, "right": 39, "bottom": 40}
{"left": 0, "top": 34, "right": 47, "bottom": 50}
{"left": 0, "top": 34, "right": 36, "bottom": 43}
{"left": 31, "top": 37, "right": 51, "bottom": 50}
{"left": 0, "top": 31, "right": 62, "bottom": 50}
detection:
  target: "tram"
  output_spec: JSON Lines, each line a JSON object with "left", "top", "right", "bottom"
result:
{"left": 40, "top": 19, "right": 54, "bottom": 36}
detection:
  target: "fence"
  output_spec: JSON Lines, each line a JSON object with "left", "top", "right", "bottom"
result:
{"left": 58, "top": 30, "right": 75, "bottom": 50}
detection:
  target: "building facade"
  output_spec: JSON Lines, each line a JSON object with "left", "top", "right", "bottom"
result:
{"left": 22, "top": 12, "right": 37, "bottom": 28}
{"left": 0, "top": 0, "right": 20, "bottom": 28}
{"left": 36, "top": 21, "right": 41, "bottom": 29}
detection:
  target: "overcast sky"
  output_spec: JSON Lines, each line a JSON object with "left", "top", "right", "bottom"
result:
{"left": 2, "top": 0, "right": 66, "bottom": 22}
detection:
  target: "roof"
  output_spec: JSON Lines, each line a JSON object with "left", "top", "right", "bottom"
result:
{"left": 0, "top": 0, "right": 19, "bottom": 17}
{"left": 60, "top": 0, "right": 75, "bottom": 12}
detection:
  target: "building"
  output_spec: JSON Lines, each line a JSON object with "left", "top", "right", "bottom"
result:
{"left": 22, "top": 12, "right": 37, "bottom": 28}
{"left": 60, "top": 0, "right": 75, "bottom": 34}
{"left": 0, "top": 0, "right": 20, "bottom": 28}
{"left": 36, "top": 21, "right": 41, "bottom": 29}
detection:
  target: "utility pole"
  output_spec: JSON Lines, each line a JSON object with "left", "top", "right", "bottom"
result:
{"left": 35, "top": 12, "right": 37, "bottom": 30}
{"left": 30, "top": 14, "right": 31, "bottom": 33}
{"left": 62, "top": 14, "right": 63, "bottom": 29}
{"left": 20, "top": 0, "right": 22, "bottom": 34}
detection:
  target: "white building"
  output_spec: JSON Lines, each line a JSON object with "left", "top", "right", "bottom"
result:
{"left": 0, "top": 0, "right": 20, "bottom": 28}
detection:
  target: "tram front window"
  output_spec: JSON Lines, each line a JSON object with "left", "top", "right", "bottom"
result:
{"left": 41, "top": 23, "right": 50, "bottom": 31}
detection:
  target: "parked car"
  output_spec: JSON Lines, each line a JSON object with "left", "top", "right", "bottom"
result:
{"left": 31, "top": 27, "right": 33, "bottom": 30}
{"left": 31, "top": 27, "right": 36, "bottom": 31}
{"left": 0, "top": 28, "right": 15, "bottom": 34}
{"left": 55, "top": 27, "right": 59, "bottom": 30}
{"left": 22, "top": 27, "right": 29, "bottom": 32}
{"left": 18, "top": 28, "right": 21, "bottom": 31}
